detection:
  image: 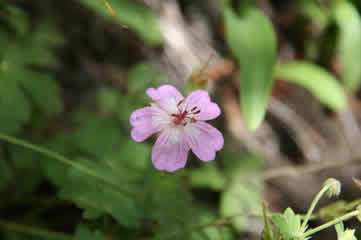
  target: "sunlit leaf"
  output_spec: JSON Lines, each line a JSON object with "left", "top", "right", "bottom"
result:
{"left": 224, "top": 5, "right": 277, "bottom": 130}
{"left": 276, "top": 61, "right": 346, "bottom": 111}
{"left": 271, "top": 208, "right": 303, "bottom": 239}
{"left": 332, "top": 1, "right": 361, "bottom": 92}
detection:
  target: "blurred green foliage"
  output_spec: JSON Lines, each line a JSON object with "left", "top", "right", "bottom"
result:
{"left": 276, "top": 61, "right": 346, "bottom": 111}
{"left": 1, "top": 0, "right": 361, "bottom": 239}
{"left": 224, "top": 1, "right": 277, "bottom": 130}
{"left": 79, "top": 0, "right": 163, "bottom": 45}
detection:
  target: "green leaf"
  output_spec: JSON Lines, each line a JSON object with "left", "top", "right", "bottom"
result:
{"left": 118, "top": 96, "right": 139, "bottom": 123}
{"left": 0, "top": 29, "right": 10, "bottom": 56}
{"left": 74, "top": 113, "right": 122, "bottom": 158}
{"left": 97, "top": 88, "right": 121, "bottom": 113}
{"left": 127, "top": 62, "right": 161, "bottom": 96}
{"left": 189, "top": 162, "right": 226, "bottom": 191}
{"left": 79, "top": 0, "right": 163, "bottom": 45}
{"left": 21, "top": 71, "right": 63, "bottom": 114}
{"left": 58, "top": 156, "right": 142, "bottom": 228}
{"left": 6, "top": 6, "right": 29, "bottom": 37}
{"left": 0, "top": 148, "right": 12, "bottom": 184}
{"left": 262, "top": 202, "right": 280, "bottom": 240}
{"left": 224, "top": 6, "right": 277, "bottom": 130}
{"left": 220, "top": 151, "right": 263, "bottom": 232}
{"left": 271, "top": 208, "right": 303, "bottom": 239}
{"left": 276, "top": 61, "right": 346, "bottom": 111}
{"left": 335, "top": 222, "right": 357, "bottom": 240}
{"left": 0, "top": 22, "right": 63, "bottom": 133}
{"left": 0, "top": 80, "right": 31, "bottom": 134}
{"left": 74, "top": 224, "right": 104, "bottom": 240}
{"left": 221, "top": 147, "right": 264, "bottom": 180}
{"left": 220, "top": 181, "right": 263, "bottom": 232}
{"left": 332, "top": 1, "right": 361, "bottom": 92}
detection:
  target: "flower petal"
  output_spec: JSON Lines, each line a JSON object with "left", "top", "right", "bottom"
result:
{"left": 152, "top": 128, "right": 189, "bottom": 172}
{"left": 146, "top": 85, "right": 183, "bottom": 113}
{"left": 185, "top": 90, "right": 221, "bottom": 120}
{"left": 130, "top": 107, "right": 170, "bottom": 142}
{"left": 185, "top": 122, "right": 224, "bottom": 161}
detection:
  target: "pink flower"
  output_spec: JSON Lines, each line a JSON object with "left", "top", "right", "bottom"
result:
{"left": 130, "top": 85, "right": 224, "bottom": 172}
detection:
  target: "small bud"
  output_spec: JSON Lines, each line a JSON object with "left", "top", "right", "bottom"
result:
{"left": 323, "top": 178, "right": 341, "bottom": 198}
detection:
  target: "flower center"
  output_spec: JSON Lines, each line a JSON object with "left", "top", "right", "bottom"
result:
{"left": 171, "top": 99, "right": 200, "bottom": 126}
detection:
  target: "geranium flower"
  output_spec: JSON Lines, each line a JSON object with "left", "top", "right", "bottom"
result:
{"left": 130, "top": 85, "right": 224, "bottom": 172}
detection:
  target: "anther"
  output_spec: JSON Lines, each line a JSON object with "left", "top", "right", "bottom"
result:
{"left": 177, "top": 99, "right": 185, "bottom": 107}
{"left": 191, "top": 106, "right": 198, "bottom": 112}
{"left": 193, "top": 110, "right": 201, "bottom": 114}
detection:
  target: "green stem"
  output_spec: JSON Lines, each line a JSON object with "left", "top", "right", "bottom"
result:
{"left": 0, "top": 133, "right": 132, "bottom": 195}
{"left": 0, "top": 219, "right": 69, "bottom": 239}
{"left": 304, "top": 210, "right": 360, "bottom": 237}
{"left": 301, "top": 182, "right": 334, "bottom": 231}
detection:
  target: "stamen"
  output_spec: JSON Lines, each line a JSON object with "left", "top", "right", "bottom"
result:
{"left": 193, "top": 110, "right": 201, "bottom": 114}
{"left": 171, "top": 114, "right": 177, "bottom": 117}
{"left": 177, "top": 99, "right": 185, "bottom": 107}
{"left": 191, "top": 106, "right": 198, "bottom": 112}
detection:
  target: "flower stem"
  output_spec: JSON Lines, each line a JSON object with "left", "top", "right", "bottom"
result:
{"left": 300, "top": 181, "right": 336, "bottom": 231}
{"left": 303, "top": 210, "right": 360, "bottom": 237}
{"left": 0, "top": 133, "right": 132, "bottom": 194}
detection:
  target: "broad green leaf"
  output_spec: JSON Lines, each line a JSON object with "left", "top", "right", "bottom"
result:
{"left": 79, "top": 0, "right": 163, "bottom": 45}
{"left": 276, "top": 61, "right": 346, "bottom": 111}
{"left": 6, "top": 6, "right": 29, "bottom": 37}
{"left": 0, "top": 21, "right": 63, "bottom": 133}
{"left": 0, "top": 80, "right": 31, "bottom": 134}
{"left": 0, "top": 148, "right": 12, "bottom": 183}
{"left": 220, "top": 181, "right": 263, "bottom": 232}
{"left": 74, "top": 224, "right": 104, "bottom": 240}
{"left": 335, "top": 222, "right": 357, "bottom": 240}
{"left": 59, "top": 156, "right": 142, "bottom": 228}
{"left": 127, "top": 62, "right": 160, "bottom": 96}
{"left": 118, "top": 95, "right": 139, "bottom": 123}
{"left": 332, "top": 1, "right": 361, "bottom": 92}
{"left": 43, "top": 134, "right": 77, "bottom": 186}
{"left": 21, "top": 71, "right": 63, "bottom": 114}
{"left": 0, "top": 29, "right": 9, "bottom": 56}
{"left": 189, "top": 162, "right": 226, "bottom": 191}
{"left": 221, "top": 147, "right": 264, "bottom": 180}
{"left": 220, "top": 151, "right": 263, "bottom": 231}
{"left": 271, "top": 208, "right": 303, "bottom": 239}
{"left": 7, "top": 144, "right": 44, "bottom": 198}
{"left": 97, "top": 88, "right": 121, "bottom": 113}
{"left": 224, "top": 6, "right": 277, "bottom": 130}
{"left": 74, "top": 113, "right": 122, "bottom": 158}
